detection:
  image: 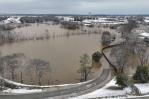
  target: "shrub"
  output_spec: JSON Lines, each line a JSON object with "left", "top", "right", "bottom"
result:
{"left": 92, "top": 51, "right": 102, "bottom": 62}
{"left": 133, "top": 66, "right": 149, "bottom": 83}
{"left": 116, "top": 73, "right": 129, "bottom": 88}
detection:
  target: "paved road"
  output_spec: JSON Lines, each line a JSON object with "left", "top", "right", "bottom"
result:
{"left": 0, "top": 43, "right": 115, "bottom": 99}
{"left": 0, "top": 69, "right": 111, "bottom": 99}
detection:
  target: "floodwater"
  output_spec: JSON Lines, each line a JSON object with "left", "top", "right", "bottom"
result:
{"left": 0, "top": 24, "right": 103, "bottom": 84}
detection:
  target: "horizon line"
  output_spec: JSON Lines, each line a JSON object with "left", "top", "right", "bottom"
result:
{"left": 0, "top": 13, "right": 149, "bottom": 16}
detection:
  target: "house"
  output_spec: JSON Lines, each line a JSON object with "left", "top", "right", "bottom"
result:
{"left": 63, "top": 17, "right": 74, "bottom": 22}
{"left": 1, "top": 16, "right": 21, "bottom": 24}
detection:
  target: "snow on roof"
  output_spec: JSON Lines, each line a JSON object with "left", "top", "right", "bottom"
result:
{"left": 82, "top": 18, "right": 127, "bottom": 25}
{"left": 82, "top": 20, "right": 92, "bottom": 23}
{"left": 1, "top": 16, "right": 21, "bottom": 24}
{"left": 63, "top": 17, "right": 74, "bottom": 21}
{"left": 139, "top": 32, "right": 149, "bottom": 37}
{"left": 144, "top": 19, "right": 149, "bottom": 23}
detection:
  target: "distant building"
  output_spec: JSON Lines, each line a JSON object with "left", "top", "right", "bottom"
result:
{"left": 144, "top": 17, "right": 149, "bottom": 23}
{"left": 134, "top": 25, "right": 149, "bottom": 33}
{"left": 63, "top": 17, "right": 74, "bottom": 22}
{"left": 139, "top": 32, "right": 149, "bottom": 38}
{"left": 138, "top": 32, "right": 149, "bottom": 43}
{"left": 82, "top": 17, "right": 127, "bottom": 26}
{"left": 0, "top": 16, "right": 21, "bottom": 24}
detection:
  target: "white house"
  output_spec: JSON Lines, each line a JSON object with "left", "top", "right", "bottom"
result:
{"left": 2, "top": 16, "right": 21, "bottom": 24}
{"left": 63, "top": 17, "right": 74, "bottom": 21}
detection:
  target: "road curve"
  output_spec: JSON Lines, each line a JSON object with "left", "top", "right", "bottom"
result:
{"left": 0, "top": 44, "right": 118, "bottom": 99}
{"left": 0, "top": 69, "right": 112, "bottom": 99}
{"left": 102, "top": 43, "right": 122, "bottom": 73}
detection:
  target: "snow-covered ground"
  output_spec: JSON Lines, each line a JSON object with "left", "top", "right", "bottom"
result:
{"left": 1, "top": 77, "right": 149, "bottom": 98}
{"left": 70, "top": 78, "right": 149, "bottom": 99}
{"left": 3, "top": 88, "right": 42, "bottom": 94}
{"left": 139, "top": 32, "right": 149, "bottom": 37}
{"left": 135, "top": 83, "right": 149, "bottom": 94}
{"left": 70, "top": 79, "right": 132, "bottom": 99}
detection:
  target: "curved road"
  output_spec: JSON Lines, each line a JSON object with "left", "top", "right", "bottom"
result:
{"left": 0, "top": 44, "right": 115, "bottom": 99}
{"left": 0, "top": 69, "right": 111, "bottom": 99}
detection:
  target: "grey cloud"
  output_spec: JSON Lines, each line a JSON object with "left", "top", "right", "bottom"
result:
{"left": 0, "top": 0, "right": 149, "bottom": 14}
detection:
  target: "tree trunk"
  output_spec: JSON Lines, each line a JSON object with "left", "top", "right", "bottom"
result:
{"left": 38, "top": 77, "right": 41, "bottom": 85}
{"left": 11, "top": 70, "right": 15, "bottom": 81}
{"left": 20, "top": 72, "right": 23, "bottom": 83}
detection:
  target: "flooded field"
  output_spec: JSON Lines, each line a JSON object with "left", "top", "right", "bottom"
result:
{"left": 0, "top": 24, "right": 105, "bottom": 85}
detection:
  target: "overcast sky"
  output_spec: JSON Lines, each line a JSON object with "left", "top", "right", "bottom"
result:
{"left": 0, "top": 0, "right": 148, "bottom": 14}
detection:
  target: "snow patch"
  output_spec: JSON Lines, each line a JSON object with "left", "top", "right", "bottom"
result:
{"left": 139, "top": 32, "right": 149, "bottom": 37}
{"left": 135, "top": 83, "right": 149, "bottom": 94}
{"left": 3, "top": 88, "right": 42, "bottom": 94}
{"left": 1, "top": 16, "right": 21, "bottom": 24}
{"left": 70, "top": 79, "right": 132, "bottom": 99}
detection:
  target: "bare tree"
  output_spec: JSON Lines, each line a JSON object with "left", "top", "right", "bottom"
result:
{"left": 32, "top": 59, "right": 50, "bottom": 85}
{"left": 110, "top": 45, "right": 129, "bottom": 73}
{"left": 119, "top": 20, "right": 137, "bottom": 40}
{"left": 0, "top": 51, "right": 4, "bottom": 90}
{"left": 20, "top": 72, "right": 23, "bottom": 84}
{"left": 7, "top": 60, "right": 18, "bottom": 80}
{"left": 61, "top": 21, "right": 80, "bottom": 30}
{"left": 135, "top": 44, "right": 148, "bottom": 66}
{"left": 45, "top": 29, "right": 50, "bottom": 39}
{"left": 78, "top": 54, "right": 92, "bottom": 82}
{"left": 0, "top": 52, "right": 4, "bottom": 76}
{"left": 125, "top": 35, "right": 149, "bottom": 66}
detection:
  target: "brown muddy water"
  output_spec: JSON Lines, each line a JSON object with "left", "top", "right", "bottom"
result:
{"left": 0, "top": 24, "right": 103, "bottom": 85}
